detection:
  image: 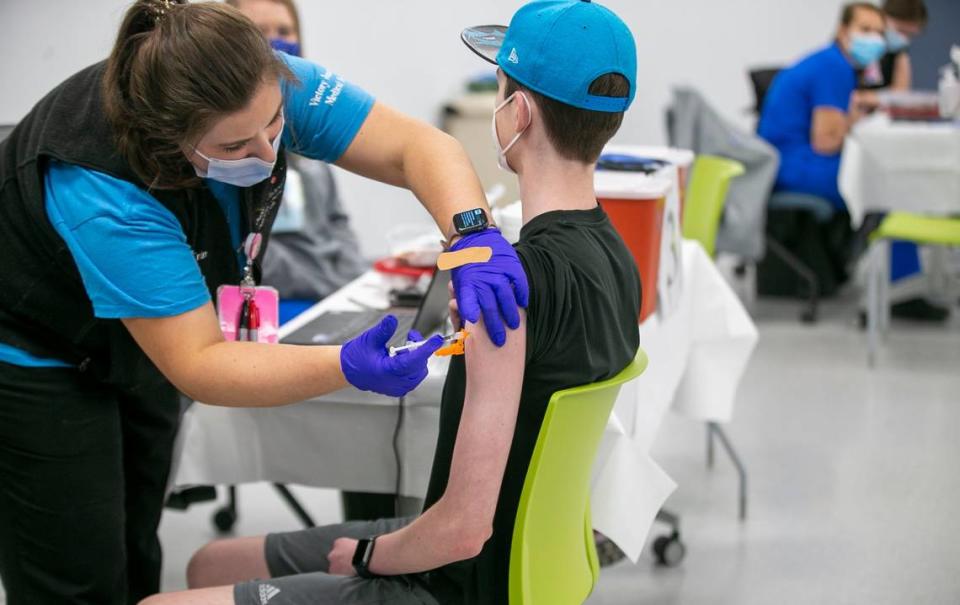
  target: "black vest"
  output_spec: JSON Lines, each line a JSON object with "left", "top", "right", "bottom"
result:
{"left": 0, "top": 61, "right": 284, "bottom": 387}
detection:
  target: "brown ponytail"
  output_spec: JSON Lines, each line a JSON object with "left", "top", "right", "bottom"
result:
{"left": 103, "top": 0, "right": 294, "bottom": 190}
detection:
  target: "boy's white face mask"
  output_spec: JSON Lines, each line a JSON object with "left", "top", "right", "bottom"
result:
{"left": 193, "top": 116, "right": 285, "bottom": 188}
{"left": 491, "top": 91, "right": 529, "bottom": 174}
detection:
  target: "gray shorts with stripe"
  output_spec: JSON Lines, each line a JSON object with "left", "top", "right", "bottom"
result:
{"left": 233, "top": 517, "right": 440, "bottom": 605}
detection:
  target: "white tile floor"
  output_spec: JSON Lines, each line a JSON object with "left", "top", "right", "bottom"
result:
{"left": 3, "top": 292, "right": 959, "bottom": 604}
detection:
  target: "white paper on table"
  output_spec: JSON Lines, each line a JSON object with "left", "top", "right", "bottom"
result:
{"left": 591, "top": 437, "right": 677, "bottom": 563}
{"left": 840, "top": 116, "right": 960, "bottom": 227}
{"left": 671, "top": 242, "right": 759, "bottom": 422}
{"left": 838, "top": 133, "right": 866, "bottom": 226}
{"left": 631, "top": 314, "right": 690, "bottom": 449}
{"left": 176, "top": 403, "right": 267, "bottom": 486}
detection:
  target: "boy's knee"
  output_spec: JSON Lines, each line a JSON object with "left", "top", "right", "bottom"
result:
{"left": 187, "top": 540, "right": 226, "bottom": 588}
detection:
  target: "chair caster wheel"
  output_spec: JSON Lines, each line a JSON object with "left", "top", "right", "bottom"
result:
{"left": 800, "top": 308, "right": 817, "bottom": 323}
{"left": 857, "top": 310, "right": 867, "bottom": 330}
{"left": 653, "top": 533, "right": 686, "bottom": 567}
{"left": 212, "top": 507, "right": 237, "bottom": 533}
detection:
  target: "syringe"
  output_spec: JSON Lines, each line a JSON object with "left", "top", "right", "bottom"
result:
{"left": 388, "top": 329, "right": 469, "bottom": 357}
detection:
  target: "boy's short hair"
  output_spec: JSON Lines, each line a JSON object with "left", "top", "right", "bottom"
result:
{"left": 504, "top": 72, "right": 630, "bottom": 164}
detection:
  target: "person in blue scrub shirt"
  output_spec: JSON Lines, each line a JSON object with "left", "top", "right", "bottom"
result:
{"left": 759, "top": 2, "right": 887, "bottom": 209}
{"left": 757, "top": 2, "right": 885, "bottom": 298}
{"left": 0, "top": 1, "right": 528, "bottom": 604}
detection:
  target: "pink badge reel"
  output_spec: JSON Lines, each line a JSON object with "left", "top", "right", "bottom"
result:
{"left": 217, "top": 285, "right": 280, "bottom": 344}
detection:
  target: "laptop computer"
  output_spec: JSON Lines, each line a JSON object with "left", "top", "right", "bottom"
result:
{"left": 282, "top": 270, "right": 451, "bottom": 347}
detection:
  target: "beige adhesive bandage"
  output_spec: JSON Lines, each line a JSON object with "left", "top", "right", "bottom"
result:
{"left": 436, "top": 246, "right": 493, "bottom": 271}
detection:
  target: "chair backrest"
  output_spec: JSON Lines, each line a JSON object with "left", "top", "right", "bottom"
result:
{"left": 509, "top": 349, "right": 648, "bottom": 605}
{"left": 748, "top": 67, "right": 782, "bottom": 117}
{"left": 0, "top": 124, "right": 15, "bottom": 144}
{"left": 682, "top": 155, "right": 746, "bottom": 257}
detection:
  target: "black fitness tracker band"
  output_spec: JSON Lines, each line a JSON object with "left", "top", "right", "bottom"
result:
{"left": 352, "top": 536, "right": 379, "bottom": 579}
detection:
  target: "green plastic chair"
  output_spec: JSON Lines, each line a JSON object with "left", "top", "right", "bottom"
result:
{"left": 679, "top": 154, "right": 750, "bottom": 521}
{"left": 865, "top": 212, "right": 960, "bottom": 366}
{"left": 509, "top": 349, "right": 648, "bottom": 605}
{"left": 681, "top": 155, "right": 746, "bottom": 256}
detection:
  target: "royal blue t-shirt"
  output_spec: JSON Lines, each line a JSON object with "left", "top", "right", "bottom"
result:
{"left": 0, "top": 52, "right": 374, "bottom": 368}
{"left": 758, "top": 43, "right": 856, "bottom": 209}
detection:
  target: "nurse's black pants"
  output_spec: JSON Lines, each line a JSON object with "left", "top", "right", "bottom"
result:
{"left": 0, "top": 361, "right": 180, "bottom": 605}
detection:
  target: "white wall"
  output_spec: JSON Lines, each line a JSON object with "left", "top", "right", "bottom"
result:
{"left": 0, "top": 0, "right": 854, "bottom": 257}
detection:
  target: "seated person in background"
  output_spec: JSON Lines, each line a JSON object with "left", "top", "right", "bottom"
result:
{"left": 229, "top": 0, "right": 367, "bottom": 308}
{"left": 757, "top": 2, "right": 886, "bottom": 296}
{"left": 759, "top": 2, "right": 885, "bottom": 211}
{"left": 862, "top": 0, "right": 928, "bottom": 91}
{"left": 141, "top": 2, "right": 641, "bottom": 604}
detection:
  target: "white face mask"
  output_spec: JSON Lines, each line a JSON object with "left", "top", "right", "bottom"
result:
{"left": 193, "top": 116, "right": 284, "bottom": 187}
{"left": 491, "top": 92, "right": 529, "bottom": 174}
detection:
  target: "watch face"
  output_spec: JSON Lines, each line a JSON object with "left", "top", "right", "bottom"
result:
{"left": 455, "top": 208, "right": 488, "bottom": 233}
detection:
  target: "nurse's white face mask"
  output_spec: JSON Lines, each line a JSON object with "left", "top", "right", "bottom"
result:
{"left": 193, "top": 115, "right": 284, "bottom": 188}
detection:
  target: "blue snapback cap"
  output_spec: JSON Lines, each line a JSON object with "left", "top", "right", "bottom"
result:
{"left": 461, "top": 0, "right": 637, "bottom": 113}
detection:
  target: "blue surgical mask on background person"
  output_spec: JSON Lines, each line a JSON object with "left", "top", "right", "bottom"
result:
{"left": 194, "top": 116, "right": 284, "bottom": 188}
{"left": 884, "top": 27, "right": 910, "bottom": 53}
{"left": 269, "top": 38, "right": 302, "bottom": 57}
{"left": 849, "top": 33, "right": 887, "bottom": 67}
{"left": 491, "top": 91, "right": 530, "bottom": 174}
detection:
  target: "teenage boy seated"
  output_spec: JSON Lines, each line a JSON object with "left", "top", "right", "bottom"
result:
{"left": 143, "top": 2, "right": 641, "bottom": 604}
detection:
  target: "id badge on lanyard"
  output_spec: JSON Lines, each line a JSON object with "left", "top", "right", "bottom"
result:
{"left": 217, "top": 232, "right": 280, "bottom": 344}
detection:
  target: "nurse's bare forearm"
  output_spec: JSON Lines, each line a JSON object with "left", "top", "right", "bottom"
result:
{"left": 336, "top": 102, "right": 489, "bottom": 236}
{"left": 181, "top": 342, "right": 347, "bottom": 407}
{"left": 123, "top": 303, "right": 348, "bottom": 407}
{"left": 401, "top": 127, "right": 489, "bottom": 234}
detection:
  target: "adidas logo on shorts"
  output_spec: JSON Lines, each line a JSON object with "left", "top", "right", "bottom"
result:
{"left": 258, "top": 583, "right": 281, "bottom": 604}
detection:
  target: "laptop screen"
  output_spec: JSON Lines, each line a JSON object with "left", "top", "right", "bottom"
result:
{"left": 411, "top": 270, "right": 451, "bottom": 335}
{"left": 281, "top": 269, "right": 451, "bottom": 346}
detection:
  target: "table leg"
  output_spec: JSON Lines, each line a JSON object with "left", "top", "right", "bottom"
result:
{"left": 708, "top": 422, "right": 748, "bottom": 521}
{"left": 272, "top": 483, "right": 317, "bottom": 528}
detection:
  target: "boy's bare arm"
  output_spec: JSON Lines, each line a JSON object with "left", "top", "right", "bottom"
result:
{"left": 328, "top": 314, "right": 526, "bottom": 576}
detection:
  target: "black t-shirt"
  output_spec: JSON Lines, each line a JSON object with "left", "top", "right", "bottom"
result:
{"left": 420, "top": 206, "right": 642, "bottom": 605}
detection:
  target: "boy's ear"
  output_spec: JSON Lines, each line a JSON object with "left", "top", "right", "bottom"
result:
{"left": 515, "top": 91, "right": 534, "bottom": 133}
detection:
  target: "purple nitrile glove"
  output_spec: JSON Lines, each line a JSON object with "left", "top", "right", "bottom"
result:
{"left": 449, "top": 227, "right": 529, "bottom": 346}
{"left": 340, "top": 315, "right": 443, "bottom": 397}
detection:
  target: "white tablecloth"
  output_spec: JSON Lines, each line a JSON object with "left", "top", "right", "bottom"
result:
{"left": 839, "top": 114, "right": 960, "bottom": 226}
{"left": 175, "top": 240, "right": 757, "bottom": 562}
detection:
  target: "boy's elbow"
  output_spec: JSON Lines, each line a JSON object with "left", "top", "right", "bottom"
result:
{"left": 435, "top": 501, "right": 493, "bottom": 561}
{"left": 448, "top": 524, "right": 493, "bottom": 561}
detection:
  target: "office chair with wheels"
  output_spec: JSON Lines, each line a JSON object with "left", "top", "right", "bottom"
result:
{"left": 750, "top": 66, "right": 841, "bottom": 323}
{"left": 509, "top": 350, "right": 647, "bottom": 605}
{"left": 748, "top": 67, "right": 782, "bottom": 116}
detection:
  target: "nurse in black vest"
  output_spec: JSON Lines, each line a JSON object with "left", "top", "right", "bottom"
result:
{"left": 0, "top": 1, "right": 528, "bottom": 604}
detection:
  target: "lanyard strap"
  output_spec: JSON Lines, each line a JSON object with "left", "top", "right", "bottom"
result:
{"left": 240, "top": 232, "right": 263, "bottom": 290}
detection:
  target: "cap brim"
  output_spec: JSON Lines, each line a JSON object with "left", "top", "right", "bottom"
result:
{"left": 461, "top": 25, "right": 507, "bottom": 64}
